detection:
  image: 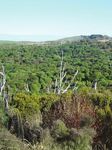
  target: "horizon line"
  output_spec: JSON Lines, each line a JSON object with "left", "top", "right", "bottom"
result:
{"left": 0, "top": 33, "right": 111, "bottom": 42}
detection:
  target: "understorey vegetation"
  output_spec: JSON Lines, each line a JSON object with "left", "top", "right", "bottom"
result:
{"left": 0, "top": 39, "right": 112, "bottom": 149}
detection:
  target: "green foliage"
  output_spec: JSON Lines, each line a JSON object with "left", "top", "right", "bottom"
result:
{"left": 90, "top": 90, "right": 112, "bottom": 117}
{"left": 67, "top": 128, "right": 94, "bottom": 150}
{"left": 0, "top": 41, "right": 111, "bottom": 93}
{"left": 11, "top": 93, "right": 40, "bottom": 117}
{"left": 0, "top": 40, "right": 111, "bottom": 149}
{"left": 0, "top": 99, "right": 8, "bottom": 127}
{"left": 29, "top": 127, "right": 94, "bottom": 150}
{"left": 0, "top": 108, "right": 8, "bottom": 127}
{"left": 0, "top": 128, "right": 29, "bottom": 150}
{"left": 39, "top": 93, "right": 59, "bottom": 112}
{"left": 89, "top": 90, "right": 112, "bottom": 149}
{"left": 51, "top": 120, "right": 69, "bottom": 139}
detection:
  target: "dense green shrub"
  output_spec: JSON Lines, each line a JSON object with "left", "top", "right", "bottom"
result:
{"left": 10, "top": 93, "right": 40, "bottom": 117}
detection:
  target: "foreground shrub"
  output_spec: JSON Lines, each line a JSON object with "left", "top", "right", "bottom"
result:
{"left": 0, "top": 128, "right": 29, "bottom": 150}
{"left": 42, "top": 93, "right": 95, "bottom": 129}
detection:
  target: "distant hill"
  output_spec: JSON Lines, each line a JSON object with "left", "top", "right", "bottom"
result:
{"left": 0, "top": 34, "right": 112, "bottom": 45}
{"left": 58, "top": 34, "right": 112, "bottom": 43}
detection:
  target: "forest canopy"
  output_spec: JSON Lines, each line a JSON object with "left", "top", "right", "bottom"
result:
{"left": 0, "top": 40, "right": 111, "bottom": 94}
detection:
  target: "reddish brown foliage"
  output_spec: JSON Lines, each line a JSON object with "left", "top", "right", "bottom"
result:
{"left": 42, "top": 94, "right": 96, "bottom": 129}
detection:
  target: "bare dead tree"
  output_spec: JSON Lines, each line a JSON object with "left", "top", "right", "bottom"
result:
{"left": 0, "top": 65, "right": 9, "bottom": 111}
{"left": 25, "top": 83, "right": 30, "bottom": 92}
{"left": 92, "top": 80, "right": 97, "bottom": 91}
{"left": 4, "top": 91, "right": 9, "bottom": 112}
{"left": 0, "top": 65, "right": 6, "bottom": 95}
{"left": 48, "top": 50, "right": 78, "bottom": 94}
{"left": 94, "top": 81, "right": 97, "bottom": 91}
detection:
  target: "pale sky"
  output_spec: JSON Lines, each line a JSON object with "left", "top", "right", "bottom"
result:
{"left": 0, "top": 0, "right": 112, "bottom": 41}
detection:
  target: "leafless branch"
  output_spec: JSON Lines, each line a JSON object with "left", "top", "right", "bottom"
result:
{"left": 53, "top": 50, "right": 78, "bottom": 95}
{"left": 0, "top": 65, "right": 6, "bottom": 95}
{"left": 25, "top": 83, "right": 30, "bottom": 92}
{"left": 0, "top": 65, "right": 9, "bottom": 111}
{"left": 62, "top": 70, "right": 78, "bottom": 94}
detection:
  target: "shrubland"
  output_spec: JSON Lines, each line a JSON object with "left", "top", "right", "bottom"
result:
{"left": 0, "top": 39, "right": 112, "bottom": 149}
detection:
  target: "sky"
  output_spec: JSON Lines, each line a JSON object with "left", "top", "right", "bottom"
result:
{"left": 0, "top": 0, "right": 112, "bottom": 41}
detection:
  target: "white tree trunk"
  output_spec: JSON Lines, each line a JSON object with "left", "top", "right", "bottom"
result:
{"left": 53, "top": 50, "right": 78, "bottom": 94}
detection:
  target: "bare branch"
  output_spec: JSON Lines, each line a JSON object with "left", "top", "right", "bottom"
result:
{"left": 4, "top": 92, "right": 9, "bottom": 111}
{"left": 25, "top": 83, "right": 30, "bottom": 92}
{"left": 0, "top": 65, "right": 9, "bottom": 112}
{"left": 62, "top": 70, "right": 78, "bottom": 94}
{"left": 58, "top": 50, "right": 78, "bottom": 94}
{"left": 0, "top": 72, "right": 4, "bottom": 76}
{"left": 93, "top": 81, "right": 97, "bottom": 90}
{"left": 48, "top": 50, "right": 78, "bottom": 95}
{"left": 0, "top": 65, "right": 6, "bottom": 95}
